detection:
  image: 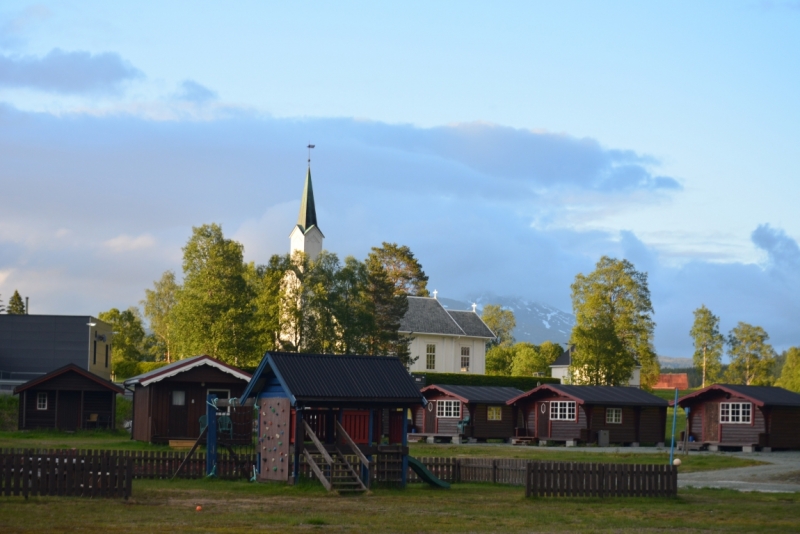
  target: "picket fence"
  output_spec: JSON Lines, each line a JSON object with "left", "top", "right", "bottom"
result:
{"left": 525, "top": 461, "right": 677, "bottom": 498}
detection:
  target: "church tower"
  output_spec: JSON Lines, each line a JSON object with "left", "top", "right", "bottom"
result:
{"left": 289, "top": 166, "right": 324, "bottom": 261}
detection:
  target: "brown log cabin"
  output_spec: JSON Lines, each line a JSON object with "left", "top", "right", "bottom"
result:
{"left": 675, "top": 384, "right": 800, "bottom": 451}
{"left": 14, "top": 364, "right": 123, "bottom": 431}
{"left": 123, "top": 355, "right": 251, "bottom": 444}
{"left": 414, "top": 385, "right": 523, "bottom": 441}
{"left": 507, "top": 384, "right": 668, "bottom": 446}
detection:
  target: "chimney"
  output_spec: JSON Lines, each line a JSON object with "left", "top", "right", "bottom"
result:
{"left": 25, "top": 297, "right": 29, "bottom": 314}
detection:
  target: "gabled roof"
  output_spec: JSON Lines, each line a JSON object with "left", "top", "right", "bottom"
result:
{"left": 123, "top": 355, "right": 251, "bottom": 387}
{"left": 14, "top": 364, "right": 123, "bottom": 395}
{"left": 296, "top": 167, "right": 320, "bottom": 235}
{"left": 400, "top": 297, "right": 494, "bottom": 338}
{"left": 241, "top": 351, "right": 424, "bottom": 407}
{"left": 507, "top": 384, "right": 667, "bottom": 407}
{"left": 422, "top": 384, "right": 523, "bottom": 404}
{"left": 675, "top": 384, "right": 800, "bottom": 408}
{"left": 447, "top": 310, "right": 495, "bottom": 338}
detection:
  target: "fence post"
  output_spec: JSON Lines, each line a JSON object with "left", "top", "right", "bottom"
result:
{"left": 525, "top": 462, "right": 532, "bottom": 498}
{"left": 492, "top": 459, "right": 497, "bottom": 484}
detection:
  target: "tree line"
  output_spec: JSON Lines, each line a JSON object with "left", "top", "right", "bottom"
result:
{"left": 0, "top": 291, "right": 26, "bottom": 314}
{"left": 100, "top": 223, "right": 429, "bottom": 371}
{"left": 690, "top": 304, "right": 800, "bottom": 391}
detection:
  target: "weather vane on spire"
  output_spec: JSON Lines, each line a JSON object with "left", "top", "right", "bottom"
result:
{"left": 307, "top": 143, "right": 315, "bottom": 165}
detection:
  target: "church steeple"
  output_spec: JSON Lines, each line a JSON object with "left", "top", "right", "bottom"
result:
{"left": 296, "top": 167, "right": 318, "bottom": 233}
{"left": 289, "top": 163, "right": 324, "bottom": 261}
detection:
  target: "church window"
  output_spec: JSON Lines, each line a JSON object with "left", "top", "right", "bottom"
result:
{"left": 460, "top": 347, "right": 470, "bottom": 372}
{"left": 426, "top": 344, "right": 436, "bottom": 370}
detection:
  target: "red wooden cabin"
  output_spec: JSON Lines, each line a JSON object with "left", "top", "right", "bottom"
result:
{"left": 414, "top": 385, "right": 523, "bottom": 442}
{"left": 653, "top": 373, "right": 689, "bottom": 390}
{"left": 14, "top": 364, "right": 123, "bottom": 431}
{"left": 507, "top": 384, "right": 667, "bottom": 446}
{"left": 675, "top": 384, "right": 800, "bottom": 451}
{"left": 124, "top": 355, "right": 251, "bottom": 444}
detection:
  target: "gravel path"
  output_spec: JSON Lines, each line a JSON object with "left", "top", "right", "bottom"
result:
{"left": 678, "top": 450, "right": 800, "bottom": 493}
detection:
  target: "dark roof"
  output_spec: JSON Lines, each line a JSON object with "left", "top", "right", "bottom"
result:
{"left": 399, "top": 297, "right": 464, "bottom": 336}
{"left": 676, "top": 384, "right": 800, "bottom": 408}
{"left": 447, "top": 311, "right": 495, "bottom": 338}
{"left": 296, "top": 167, "right": 319, "bottom": 234}
{"left": 423, "top": 384, "right": 523, "bottom": 404}
{"left": 14, "top": 364, "right": 123, "bottom": 395}
{"left": 551, "top": 346, "right": 574, "bottom": 367}
{"left": 507, "top": 384, "right": 667, "bottom": 407}
{"left": 123, "top": 355, "right": 251, "bottom": 387}
{"left": 242, "top": 352, "right": 424, "bottom": 406}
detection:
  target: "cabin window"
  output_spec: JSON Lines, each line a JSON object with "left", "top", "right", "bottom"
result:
{"left": 720, "top": 402, "right": 751, "bottom": 424}
{"left": 208, "top": 389, "right": 231, "bottom": 414}
{"left": 487, "top": 406, "right": 502, "bottom": 421}
{"left": 606, "top": 407, "right": 622, "bottom": 424}
{"left": 460, "top": 347, "right": 470, "bottom": 372}
{"left": 36, "top": 392, "right": 48, "bottom": 410}
{"left": 172, "top": 391, "right": 186, "bottom": 406}
{"left": 437, "top": 400, "right": 460, "bottom": 418}
{"left": 426, "top": 344, "right": 436, "bottom": 370}
{"left": 550, "top": 401, "right": 576, "bottom": 421}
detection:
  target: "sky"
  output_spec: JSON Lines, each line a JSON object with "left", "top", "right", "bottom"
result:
{"left": 1, "top": 1, "right": 799, "bottom": 358}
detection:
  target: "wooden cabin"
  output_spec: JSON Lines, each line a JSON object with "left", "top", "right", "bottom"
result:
{"left": 414, "top": 385, "right": 523, "bottom": 442}
{"left": 123, "top": 355, "right": 251, "bottom": 444}
{"left": 14, "top": 364, "right": 123, "bottom": 431}
{"left": 507, "top": 384, "right": 667, "bottom": 446}
{"left": 675, "top": 384, "right": 800, "bottom": 451}
{"left": 653, "top": 373, "right": 689, "bottom": 390}
{"left": 240, "top": 351, "right": 424, "bottom": 490}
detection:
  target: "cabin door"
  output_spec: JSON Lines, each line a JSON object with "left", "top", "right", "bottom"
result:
{"left": 169, "top": 390, "right": 188, "bottom": 437}
{"left": 537, "top": 402, "right": 549, "bottom": 438}
{"left": 425, "top": 401, "right": 436, "bottom": 433}
{"left": 704, "top": 403, "right": 719, "bottom": 442}
{"left": 57, "top": 391, "right": 81, "bottom": 431}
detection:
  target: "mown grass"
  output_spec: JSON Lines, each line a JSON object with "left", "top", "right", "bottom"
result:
{"left": 408, "top": 443, "right": 762, "bottom": 473}
{"left": 1, "top": 478, "right": 799, "bottom": 533}
{"left": 0, "top": 429, "right": 173, "bottom": 451}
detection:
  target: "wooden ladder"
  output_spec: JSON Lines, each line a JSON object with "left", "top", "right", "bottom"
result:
{"left": 303, "top": 421, "right": 368, "bottom": 494}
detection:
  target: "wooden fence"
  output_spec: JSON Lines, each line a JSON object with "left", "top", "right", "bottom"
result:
{"left": 0, "top": 450, "right": 132, "bottom": 499}
{"left": 525, "top": 461, "right": 677, "bottom": 498}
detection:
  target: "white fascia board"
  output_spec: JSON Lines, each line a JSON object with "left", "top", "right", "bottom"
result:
{"left": 398, "top": 331, "right": 493, "bottom": 339}
{"left": 140, "top": 358, "right": 250, "bottom": 387}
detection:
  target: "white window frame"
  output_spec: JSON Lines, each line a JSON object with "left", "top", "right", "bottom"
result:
{"left": 172, "top": 390, "right": 186, "bottom": 406}
{"left": 208, "top": 389, "right": 231, "bottom": 414}
{"left": 487, "top": 406, "right": 502, "bottom": 421}
{"left": 606, "top": 407, "right": 622, "bottom": 424}
{"left": 720, "top": 402, "right": 751, "bottom": 424}
{"left": 36, "top": 392, "right": 48, "bottom": 410}
{"left": 436, "top": 400, "right": 461, "bottom": 418}
{"left": 550, "top": 401, "right": 576, "bottom": 421}
{"left": 426, "top": 344, "right": 436, "bottom": 370}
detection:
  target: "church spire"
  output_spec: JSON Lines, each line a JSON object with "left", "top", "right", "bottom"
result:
{"left": 296, "top": 166, "right": 318, "bottom": 233}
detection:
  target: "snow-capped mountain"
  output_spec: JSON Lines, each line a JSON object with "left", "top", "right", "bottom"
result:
{"left": 438, "top": 294, "right": 575, "bottom": 346}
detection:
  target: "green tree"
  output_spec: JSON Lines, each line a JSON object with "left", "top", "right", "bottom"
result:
{"left": 6, "top": 290, "right": 25, "bottom": 314}
{"left": 367, "top": 242, "right": 429, "bottom": 297}
{"left": 0, "top": 294, "right": 5, "bottom": 313}
{"left": 481, "top": 304, "right": 516, "bottom": 347}
{"left": 486, "top": 345, "right": 515, "bottom": 376}
{"left": 333, "top": 256, "right": 372, "bottom": 355}
{"left": 247, "top": 255, "right": 290, "bottom": 355}
{"left": 171, "top": 223, "right": 257, "bottom": 366}
{"left": 363, "top": 253, "right": 412, "bottom": 363}
{"left": 569, "top": 256, "right": 659, "bottom": 387}
{"left": 775, "top": 347, "right": 800, "bottom": 392}
{"left": 141, "top": 271, "right": 179, "bottom": 362}
{"left": 98, "top": 307, "right": 146, "bottom": 364}
{"left": 689, "top": 305, "right": 724, "bottom": 388}
{"left": 510, "top": 342, "right": 563, "bottom": 377}
{"left": 725, "top": 322, "right": 775, "bottom": 386}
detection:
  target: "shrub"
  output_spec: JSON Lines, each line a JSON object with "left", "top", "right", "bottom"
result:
{"left": 0, "top": 394, "right": 18, "bottom": 431}
{"left": 412, "top": 372, "right": 559, "bottom": 391}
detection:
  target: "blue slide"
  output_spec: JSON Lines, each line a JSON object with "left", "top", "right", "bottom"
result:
{"left": 408, "top": 456, "right": 451, "bottom": 489}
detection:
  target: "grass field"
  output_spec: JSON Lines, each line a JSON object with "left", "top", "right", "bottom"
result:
{"left": 0, "top": 429, "right": 172, "bottom": 451}
{"left": 1, "top": 478, "right": 799, "bottom": 533}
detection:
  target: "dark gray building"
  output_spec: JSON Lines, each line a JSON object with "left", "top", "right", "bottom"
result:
{"left": 0, "top": 315, "right": 113, "bottom": 393}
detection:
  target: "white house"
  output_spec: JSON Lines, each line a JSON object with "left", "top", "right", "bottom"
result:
{"left": 550, "top": 345, "right": 641, "bottom": 387}
{"left": 400, "top": 296, "right": 495, "bottom": 374}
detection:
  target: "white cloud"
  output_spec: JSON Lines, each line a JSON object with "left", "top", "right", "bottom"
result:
{"left": 103, "top": 234, "right": 156, "bottom": 252}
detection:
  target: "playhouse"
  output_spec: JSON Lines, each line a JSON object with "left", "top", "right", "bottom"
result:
{"left": 238, "top": 351, "right": 425, "bottom": 492}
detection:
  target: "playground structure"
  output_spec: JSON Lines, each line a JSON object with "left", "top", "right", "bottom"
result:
{"left": 203, "top": 351, "right": 450, "bottom": 492}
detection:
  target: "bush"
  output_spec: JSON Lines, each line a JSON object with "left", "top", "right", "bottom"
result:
{"left": 412, "top": 372, "right": 559, "bottom": 391}
{"left": 116, "top": 396, "right": 132, "bottom": 430}
{"left": 0, "top": 394, "right": 19, "bottom": 431}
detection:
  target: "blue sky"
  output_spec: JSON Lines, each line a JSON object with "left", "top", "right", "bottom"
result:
{"left": 1, "top": 1, "right": 799, "bottom": 358}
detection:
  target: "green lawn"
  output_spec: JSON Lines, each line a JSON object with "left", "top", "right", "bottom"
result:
{"left": 409, "top": 443, "right": 762, "bottom": 473}
{"left": 1, "top": 478, "right": 799, "bottom": 533}
{"left": 0, "top": 429, "right": 173, "bottom": 451}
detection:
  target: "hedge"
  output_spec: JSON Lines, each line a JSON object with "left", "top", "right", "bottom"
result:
{"left": 113, "top": 361, "right": 170, "bottom": 380}
{"left": 412, "top": 372, "right": 560, "bottom": 391}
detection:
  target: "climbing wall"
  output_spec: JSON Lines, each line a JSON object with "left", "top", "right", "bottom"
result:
{"left": 258, "top": 397, "right": 290, "bottom": 481}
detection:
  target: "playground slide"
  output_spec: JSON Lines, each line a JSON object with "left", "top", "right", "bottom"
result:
{"left": 407, "top": 456, "right": 451, "bottom": 489}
